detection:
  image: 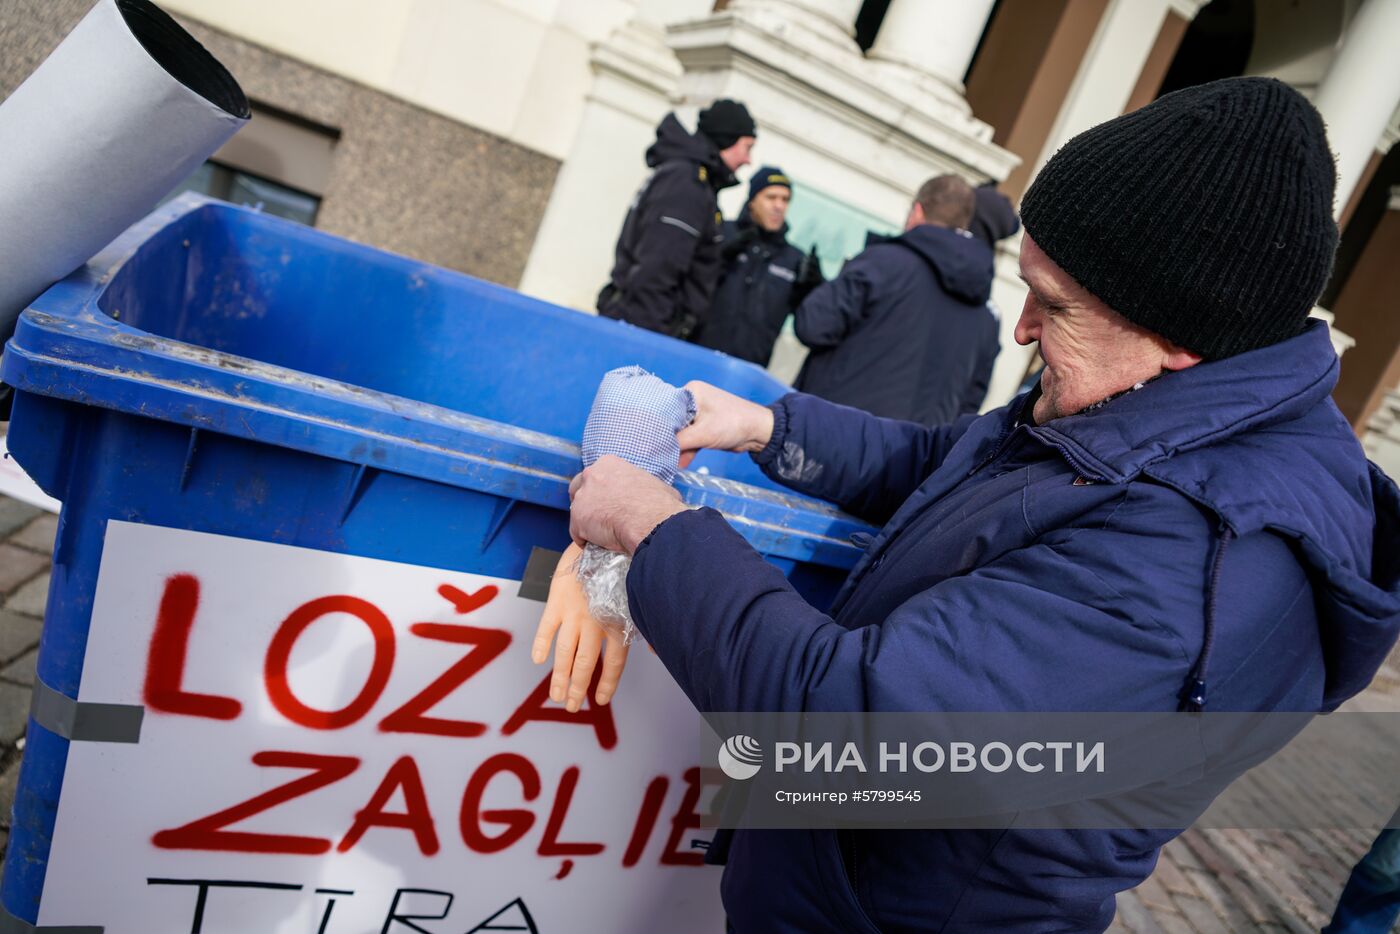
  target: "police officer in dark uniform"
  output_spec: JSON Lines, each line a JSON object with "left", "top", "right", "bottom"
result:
{"left": 598, "top": 100, "right": 756, "bottom": 340}
{"left": 697, "top": 166, "right": 823, "bottom": 367}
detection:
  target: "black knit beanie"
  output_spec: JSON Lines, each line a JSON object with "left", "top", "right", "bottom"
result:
{"left": 698, "top": 99, "right": 756, "bottom": 151}
{"left": 748, "top": 166, "right": 791, "bottom": 204}
{"left": 1020, "top": 77, "right": 1338, "bottom": 360}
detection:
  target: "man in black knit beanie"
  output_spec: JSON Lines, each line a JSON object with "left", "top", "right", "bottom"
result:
{"left": 561, "top": 76, "right": 1400, "bottom": 933}
{"left": 598, "top": 99, "right": 756, "bottom": 340}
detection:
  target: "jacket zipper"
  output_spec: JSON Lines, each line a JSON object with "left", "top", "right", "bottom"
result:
{"left": 1031, "top": 428, "right": 1109, "bottom": 483}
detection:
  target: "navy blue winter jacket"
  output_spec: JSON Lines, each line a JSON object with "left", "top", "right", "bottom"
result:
{"left": 627, "top": 320, "right": 1400, "bottom": 932}
{"left": 599, "top": 114, "right": 735, "bottom": 339}
{"left": 794, "top": 224, "right": 999, "bottom": 427}
{"left": 697, "top": 216, "right": 804, "bottom": 366}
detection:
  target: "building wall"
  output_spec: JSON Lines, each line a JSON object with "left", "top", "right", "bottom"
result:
{"left": 156, "top": 0, "right": 641, "bottom": 164}
{"left": 0, "top": 0, "right": 561, "bottom": 287}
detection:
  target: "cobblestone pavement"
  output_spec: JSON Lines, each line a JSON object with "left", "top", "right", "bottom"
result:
{"left": 0, "top": 490, "right": 1396, "bottom": 929}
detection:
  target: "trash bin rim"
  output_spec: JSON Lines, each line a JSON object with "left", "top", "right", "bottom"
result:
{"left": 1, "top": 195, "right": 870, "bottom": 566}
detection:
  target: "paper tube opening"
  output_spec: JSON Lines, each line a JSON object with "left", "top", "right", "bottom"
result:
{"left": 116, "top": 0, "right": 249, "bottom": 118}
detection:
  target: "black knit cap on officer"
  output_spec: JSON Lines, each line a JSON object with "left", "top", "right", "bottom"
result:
{"left": 698, "top": 99, "right": 756, "bottom": 151}
{"left": 748, "top": 166, "right": 791, "bottom": 204}
{"left": 1020, "top": 76, "right": 1338, "bottom": 361}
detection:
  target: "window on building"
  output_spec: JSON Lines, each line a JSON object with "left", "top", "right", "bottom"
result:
{"left": 784, "top": 182, "right": 900, "bottom": 278}
{"left": 163, "top": 161, "right": 320, "bottom": 225}
{"left": 160, "top": 102, "right": 338, "bottom": 227}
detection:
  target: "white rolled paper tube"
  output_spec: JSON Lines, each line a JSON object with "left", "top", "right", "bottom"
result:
{"left": 0, "top": 0, "right": 250, "bottom": 343}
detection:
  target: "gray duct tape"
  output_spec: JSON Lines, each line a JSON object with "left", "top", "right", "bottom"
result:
{"left": 29, "top": 678, "right": 143, "bottom": 744}
{"left": 518, "top": 546, "right": 563, "bottom": 603}
{"left": 0, "top": 904, "right": 101, "bottom": 934}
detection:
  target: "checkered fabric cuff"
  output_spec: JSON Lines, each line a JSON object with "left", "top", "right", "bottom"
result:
{"left": 581, "top": 366, "right": 696, "bottom": 484}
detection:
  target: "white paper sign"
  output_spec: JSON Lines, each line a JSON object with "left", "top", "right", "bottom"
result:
{"left": 38, "top": 521, "right": 724, "bottom": 933}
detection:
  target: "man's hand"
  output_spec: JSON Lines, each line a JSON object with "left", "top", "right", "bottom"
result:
{"left": 531, "top": 543, "right": 630, "bottom": 710}
{"left": 569, "top": 455, "right": 687, "bottom": 555}
{"left": 792, "top": 245, "right": 824, "bottom": 307}
{"left": 676, "top": 381, "right": 776, "bottom": 468}
{"left": 721, "top": 224, "right": 760, "bottom": 261}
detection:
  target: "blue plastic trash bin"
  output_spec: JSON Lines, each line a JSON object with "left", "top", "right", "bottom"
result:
{"left": 0, "top": 194, "right": 866, "bottom": 932}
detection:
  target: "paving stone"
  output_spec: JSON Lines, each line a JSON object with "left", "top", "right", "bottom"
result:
{"left": 1206, "top": 831, "right": 1319, "bottom": 930}
{"left": 1211, "top": 863, "right": 1288, "bottom": 926}
{"left": 0, "top": 649, "right": 36, "bottom": 687}
{"left": 3, "top": 572, "right": 48, "bottom": 619}
{"left": 1181, "top": 866, "right": 1255, "bottom": 931}
{"left": 0, "top": 545, "right": 46, "bottom": 594}
{"left": 1263, "top": 837, "right": 1344, "bottom": 918}
{"left": 1164, "top": 834, "right": 1207, "bottom": 872}
{"left": 1112, "top": 891, "right": 1165, "bottom": 934}
{"left": 0, "top": 499, "right": 41, "bottom": 539}
{"left": 1171, "top": 892, "right": 1226, "bottom": 934}
{"left": 1151, "top": 848, "right": 1200, "bottom": 899}
{"left": 1147, "top": 909, "right": 1195, "bottom": 934}
{"left": 0, "top": 758, "right": 19, "bottom": 824}
{"left": 1131, "top": 872, "right": 1180, "bottom": 918}
{"left": 1273, "top": 831, "right": 1335, "bottom": 881}
{"left": 1179, "top": 832, "right": 1242, "bottom": 899}
{"left": 0, "top": 611, "right": 41, "bottom": 664}
{"left": 0, "top": 681, "right": 29, "bottom": 744}
{"left": 10, "top": 514, "right": 57, "bottom": 555}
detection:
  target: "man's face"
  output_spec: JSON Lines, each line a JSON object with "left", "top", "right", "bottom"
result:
{"left": 720, "top": 136, "right": 756, "bottom": 173}
{"left": 1014, "top": 234, "right": 1201, "bottom": 424}
{"left": 748, "top": 186, "right": 790, "bottom": 232}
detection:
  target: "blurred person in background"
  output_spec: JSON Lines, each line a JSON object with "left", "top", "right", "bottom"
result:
{"left": 1324, "top": 815, "right": 1400, "bottom": 933}
{"left": 696, "top": 166, "right": 823, "bottom": 367}
{"left": 598, "top": 99, "right": 755, "bottom": 340}
{"left": 792, "top": 174, "right": 999, "bottom": 426}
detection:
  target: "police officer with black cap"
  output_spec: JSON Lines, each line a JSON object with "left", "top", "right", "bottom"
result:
{"left": 697, "top": 166, "right": 824, "bottom": 367}
{"left": 598, "top": 100, "right": 756, "bottom": 340}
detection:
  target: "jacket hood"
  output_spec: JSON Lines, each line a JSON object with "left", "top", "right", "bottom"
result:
{"left": 647, "top": 113, "right": 737, "bottom": 190}
{"left": 1029, "top": 320, "right": 1400, "bottom": 710}
{"left": 892, "top": 224, "right": 995, "bottom": 305}
{"left": 969, "top": 183, "right": 1021, "bottom": 247}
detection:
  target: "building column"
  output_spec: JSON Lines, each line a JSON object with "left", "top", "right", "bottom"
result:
{"left": 1121, "top": 0, "right": 1197, "bottom": 114}
{"left": 1334, "top": 186, "right": 1400, "bottom": 427}
{"left": 965, "top": 0, "right": 1113, "bottom": 201}
{"left": 760, "top": 0, "right": 863, "bottom": 36}
{"left": 1339, "top": 109, "right": 1397, "bottom": 229}
{"left": 1312, "top": 0, "right": 1400, "bottom": 217}
{"left": 1030, "top": 0, "right": 1207, "bottom": 183}
{"left": 516, "top": 0, "right": 712, "bottom": 310}
{"left": 868, "top": 0, "right": 997, "bottom": 98}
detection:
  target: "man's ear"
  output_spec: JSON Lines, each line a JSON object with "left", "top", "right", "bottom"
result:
{"left": 905, "top": 202, "right": 925, "bottom": 231}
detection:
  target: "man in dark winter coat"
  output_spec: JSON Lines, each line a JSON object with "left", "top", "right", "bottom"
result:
{"left": 793, "top": 174, "right": 1000, "bottom": 426}
{"left": 698, "top": 166, "right": 823, "bottom": 366}
{"left": 598, "top": 100, "right": 755, "bottom": 339}
{"left": 567, "top": 77, "right": 1400, "bottom": 932}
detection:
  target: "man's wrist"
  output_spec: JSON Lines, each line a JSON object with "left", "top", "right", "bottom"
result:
{"left": 623, "top": 502, "right": 688, "bottom": 555}
{"left": 750, "top": 397, "right": 791, "bottom": 468}
{"left": 744, "top": 404, "right": 776, "bottom": 453}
